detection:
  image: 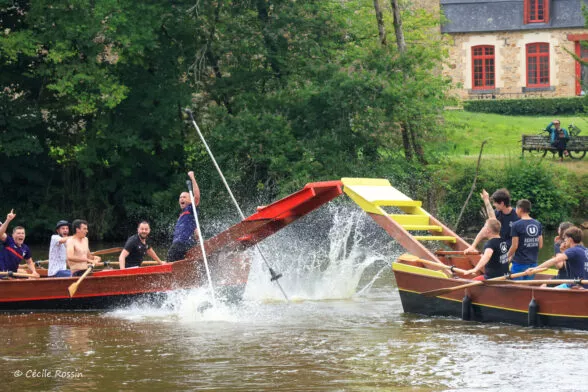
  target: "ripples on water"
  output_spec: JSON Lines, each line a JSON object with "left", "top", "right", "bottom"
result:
{"left": 2, "top": 205, "right": 587, "bottom": 391}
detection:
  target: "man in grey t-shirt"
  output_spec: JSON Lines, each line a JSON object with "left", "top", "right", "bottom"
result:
{"left": 48, "top": 220, "right": 71, "bottom": 277}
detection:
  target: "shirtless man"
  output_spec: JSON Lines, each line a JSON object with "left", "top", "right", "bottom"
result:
{"left": 66, "top": 219, "right": 101, "bottom": 276}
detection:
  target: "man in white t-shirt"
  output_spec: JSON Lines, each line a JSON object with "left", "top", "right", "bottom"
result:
{"left": 48, "top": 220, "right": 71, "bottom": 277}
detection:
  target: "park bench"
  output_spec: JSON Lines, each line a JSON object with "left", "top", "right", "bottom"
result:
{"left": 521, "top": 134, "right": 588, "bottom": 160}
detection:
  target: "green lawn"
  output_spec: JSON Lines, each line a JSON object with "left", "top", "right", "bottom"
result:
{"left": 442, "top": 110, "right": 588, "bottom": 156}
{"left": 440, "top": 111, "right": 588, "bottom": 174}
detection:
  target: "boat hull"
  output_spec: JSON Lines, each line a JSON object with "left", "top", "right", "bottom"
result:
{"left": 394, "top": 266, "right": 588, "bottom": 330}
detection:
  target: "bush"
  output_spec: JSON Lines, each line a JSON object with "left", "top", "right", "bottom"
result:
{"left": 463, "top": 97, "right": 587, "bottom": 115}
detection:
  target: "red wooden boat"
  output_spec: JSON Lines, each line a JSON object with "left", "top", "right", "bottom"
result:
{"left": 0, "top": 181, "right": 343, "bottom": 311}
{"left": 342, "top": 178, "right": 588, "bottom": 330}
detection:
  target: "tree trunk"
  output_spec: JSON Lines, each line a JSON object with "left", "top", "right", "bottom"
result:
{"left": 407, "top": 122, "right": 428, "bottom": 164}
{"left": 390, "top": 0, "right": 406, "bottom": 53}
{"left": 401, "top": 122, "right": 413, "bottom": 161}
{"left": 373, "top": 0, "right": 387, "bottom": 46}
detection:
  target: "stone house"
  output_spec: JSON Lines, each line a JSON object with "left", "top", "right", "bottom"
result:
{"left": 441, "top": 0, "right": 588, "bottom": 99}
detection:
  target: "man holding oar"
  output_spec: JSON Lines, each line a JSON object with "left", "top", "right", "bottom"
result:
{"left": 527, "top": 226, "right": 588, "bottom": 289}
{"left": 168, "top": 171, "right": 200, "bottom": 262}
{"left": 66, "top": 219, "right": 101, "bottom": 276}
{"left": 464, "top": 218, "right": 509, "bottom": 281}
{"left": 0, "top": 210, "right": 40, "bottom": 278}
{"left": 119, "top": 221, "right": 165, "bottom": 269}
{"left": 464, "top": 188, "right": 519, "bottom": 254}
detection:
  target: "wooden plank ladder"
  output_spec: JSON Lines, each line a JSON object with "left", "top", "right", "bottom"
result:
{"left": 341, "top": 178, "right": 472, "bottom": 262}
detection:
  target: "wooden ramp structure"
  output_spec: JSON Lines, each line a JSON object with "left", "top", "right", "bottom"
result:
{"left": 341, "top": 178, "right": 479, "bottom": 267}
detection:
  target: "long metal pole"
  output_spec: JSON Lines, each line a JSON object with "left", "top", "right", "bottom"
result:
{"left": 187, "top": 180, "right": 217, "bottom": 307}
{"left": 184, "top": 109, "right": 289, "bottom": 302}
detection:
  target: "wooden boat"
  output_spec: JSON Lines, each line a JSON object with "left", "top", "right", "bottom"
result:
{"left": 341, "top": 178, "right": 588, "bottom": 330}
{"left": 0, "top": 180, "right": 343, "bottom": 311}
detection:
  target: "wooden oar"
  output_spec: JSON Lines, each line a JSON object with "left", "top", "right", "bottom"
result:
{"left": 98, "top": 260, "right": 160, "bottom": 268}
{"left": 36, "top": 247, "right": 124, "bottom": 266}
{"left": 435, "top": 250, "right": 480, "bottom": 256}
{"left": 0, "top": 271, "right": 38, "bottom": 279}
{"left": 421, "top": 267, "right": 549, "bottom": 297}
{"left": 485, "top": 278, "right": 588, "bottom": 286}
{"left": 67, "top": 265, "right": 94, "bottom": 298}
{"left": 399, "top": 254, "right": 470, "bottom": 275}
{"left": 92, "top": 247, "right": 123, "bottom": 256}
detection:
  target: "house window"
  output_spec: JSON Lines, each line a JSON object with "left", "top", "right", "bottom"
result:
{"left": 526, "top": 43, "right": 549, "bottom": 87}
{"left": 579, "top": 42, "right": 588, "bottom": 95}
{"left": 524, "top": 0, "right": 549, "bottom": 23}
{"left": 472, "top": 46, "right": 495, "bottom": 89}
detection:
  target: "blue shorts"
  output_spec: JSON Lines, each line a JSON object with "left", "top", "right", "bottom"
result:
{"left": 510, "top": 262, "right": 537, "bottom": 280}
{"left": 51, "top": 270, "right": 72, "bottom": 278}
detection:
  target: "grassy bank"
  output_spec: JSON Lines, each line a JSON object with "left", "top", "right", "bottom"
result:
{"left": 441, "top": 111, "right": 588, "bottom": 174}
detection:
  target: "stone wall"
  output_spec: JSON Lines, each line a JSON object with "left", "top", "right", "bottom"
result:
{"left": 444, "top": 28, "right": 588, "bottom": 99}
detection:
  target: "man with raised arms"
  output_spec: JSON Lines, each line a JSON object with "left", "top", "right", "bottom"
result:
{"left": 464, "top": 188, "right": 519, "bottom": 254}
{"left": 168, "top": 171, "right": 200, "bottom": 262}
{"left": 119, "top": 221, "right": 165, "bottom": 269}
{"left": 0, "top": 209, "right": 40, "bottom": 278}
{"left": 66, "top": 219, "right": 101, "bottom": 276}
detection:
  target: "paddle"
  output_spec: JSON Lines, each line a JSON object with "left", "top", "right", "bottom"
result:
{"left": 92, "top": 247, "right": 123, "bottom": 256}
{"left": 399, "top": 254, "right": 470, "bottom": 275}
{"left": 0, "top": 271, "right": 38, "bottom": 279}
{"left": 37, "top": 247, "right": 124, "bottom": 266}
{"left": 421, "top": 267, "right": 548, "bottom": 297}
{"left": 485, "top": 278, "right": 587, "bottom": 286}
{"left": 67, "top": 265, "right": 94, "bottom": 298}
{"left": 435, "top": 250, "right": 480, "bottom": 256}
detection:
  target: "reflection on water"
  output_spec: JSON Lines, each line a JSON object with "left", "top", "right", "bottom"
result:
{"left": 3, "top": 205, "right": 587, "bottom": 391}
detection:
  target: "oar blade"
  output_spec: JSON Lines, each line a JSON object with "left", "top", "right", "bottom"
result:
{"left": 67, "top": 282, "right": 79, "bottom": 298}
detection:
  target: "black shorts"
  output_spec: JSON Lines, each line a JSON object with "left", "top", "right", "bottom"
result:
{"left": 167, "top": 241, "right": 194, "bottom": 262}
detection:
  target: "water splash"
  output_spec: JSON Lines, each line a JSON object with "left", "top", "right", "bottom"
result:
{"left": 243, "top": 203, "right": 395, "bottom": 301}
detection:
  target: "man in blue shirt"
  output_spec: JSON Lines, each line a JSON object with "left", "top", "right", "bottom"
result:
{"left": 167, "top": 171, "right": 201, "bottom": 262}
{"left": 527, "top": 226, "right": 587, "bottom": 288}
{"left": 507, "top": 199, "right": 543, "bottom": 280}
{"left": 0, "top": 209, "right": 40, "bottom": 278}
{"left": 545, "top": 119, "right": 570, "bottom": 162}
{"left": 465, "top": 188, "right": 520, "bottom": 254}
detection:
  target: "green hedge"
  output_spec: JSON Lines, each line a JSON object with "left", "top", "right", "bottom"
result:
{"left": 463, "top": 97, "right": 587, "bottom": 115}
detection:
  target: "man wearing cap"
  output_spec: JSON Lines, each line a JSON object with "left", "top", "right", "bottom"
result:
{"left": 0, "top": 209, "right": 40, "bottom": 278}
{"left": 48, "top": 220, "right": 71, "bottom": 277}
{"left": 545, "top": 120, "right": 570, "bottom": 162}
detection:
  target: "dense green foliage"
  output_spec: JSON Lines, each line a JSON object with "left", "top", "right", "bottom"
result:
{"left": 464, "top": 97, "right": 587, "bottom": 116}
{"left": 439, "top": 159, "right": 585, "bottom": 232}
{"left": 1, "top": 0, "right": 451, "bottom": 241}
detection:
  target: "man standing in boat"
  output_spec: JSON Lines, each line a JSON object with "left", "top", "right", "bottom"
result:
{"left": 168, "top": 171, "right": 200, "bottom": 262}
{"left": 507, "top": 199, "right": 543, "bottom": 280}
{"left": 119, "top": 221, "right": 165, "bottom": 269}
{"left": 0, "top": 210, "right": 40, "bottom": 278}
{"left": 48, "top": 220, "right": 72, "bottom": 277}
{"left": 66, "top": 219, "right": 101, "bottom": 276}
{"left": 464, "top": 188, "right": 519, "bottom": 254}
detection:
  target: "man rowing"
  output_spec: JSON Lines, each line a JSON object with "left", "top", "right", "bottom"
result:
{"left": 66, "top": 219, "right": 101, "bottom": 276}
{"left": 119, "top": 221, "right": 165, "bottom": 269}
{"left": 527, "top": 226, "right": 588, "bottom": 289}
{"left": 167, "top": 171, "right": 200, "bottom": 262}
{"left": 0, "top": 210, "right": 40, "bottom": 278}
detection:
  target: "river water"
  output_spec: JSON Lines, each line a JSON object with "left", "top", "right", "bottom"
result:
{"left": 2, "top": 206, "right": 586, "bottom": 391}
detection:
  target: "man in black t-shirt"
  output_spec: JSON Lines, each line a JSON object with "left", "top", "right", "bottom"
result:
{"left": 465, "top": 188, "right": 519, "bottom": 254}
{"left": 464, "top": 218, "right": 509, "bottom": 280}
{"left": 119, "top": 221, "right": 165, "bottom": 269}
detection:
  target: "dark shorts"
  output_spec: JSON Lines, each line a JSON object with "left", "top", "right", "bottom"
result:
{"left": 72, "top": 269, "right": 89, "bottom": 277}
{"left": 167, "top": 241, "right": 195, "bottom": 262}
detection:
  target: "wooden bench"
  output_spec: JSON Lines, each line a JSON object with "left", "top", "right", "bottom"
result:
{"left": 521, "top": 134, "right": 588, "bottom": 159}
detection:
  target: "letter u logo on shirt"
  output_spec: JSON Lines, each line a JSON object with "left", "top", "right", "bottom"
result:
{"left": 526, "top": 225, "right": 538, "bottom": 236}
